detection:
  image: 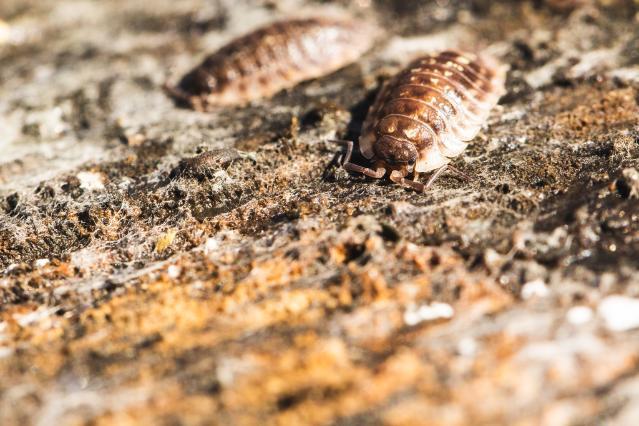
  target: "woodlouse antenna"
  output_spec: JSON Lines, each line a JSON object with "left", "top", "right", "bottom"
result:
{"left": 330, "top": 139, "right": 386, "bottom": 179}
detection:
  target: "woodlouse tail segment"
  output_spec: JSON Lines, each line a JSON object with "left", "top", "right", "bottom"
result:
{"left": 476, "top": 53, "right": 509, "bottom": 98}
{"left": 330, "top": 139, "right": 386, "bottom": 179}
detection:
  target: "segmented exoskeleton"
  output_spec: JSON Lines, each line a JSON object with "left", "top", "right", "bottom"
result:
{"left": 334, "top": 50, "right": 507, "bottom": 192}
{"left": 166, "top": 17, "right": 375, "bottom": 110}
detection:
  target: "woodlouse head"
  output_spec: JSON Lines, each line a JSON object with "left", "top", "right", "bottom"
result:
{"left": 373, "top": 136, "right": 418, "bottom": 167}
{"left": 178, "top": 67, "right": 217, "bottom": 96}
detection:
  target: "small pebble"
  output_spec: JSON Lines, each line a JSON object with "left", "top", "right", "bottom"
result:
{"left": 0, "top": 20, "right": 10, "bottom": 45}
{"left": 566, "top": 305, "right": 593, "bottom": 325}
{"left": 500, "top": 109, "right": 525, "bottom": 122}
{"left": 167, "top": 265, "right": 181, "bottom": 279}
{"left": 521, "top": 279, "right": 550, "bottom": 299}
{"left": 457, "top": 337, "right": 478, "bottom": 357}
{"left": 616, "top": 168, "right": 639, "bottom": 199}
{"left": 77, "top": 171, "right": 105, "bottom": 191}
{"left": 598, "top": 295, "right": 639, "bottom": 332}
{"left": 4, "top": 264, "right": 19, "bottom": 274}
{"left": 34, "top": 258, "right": 49, "bottom": 268}
{"left": 484, "top": 248, "right": 505, "bottom": 271}
{"left": 155, "top": 229, "right": 177, "bottom": 254}
{"left": 24, "top": 107, "right": 68, "bottom": 138}
{"left": 0, "top": 347, "right": 14, "bottom": 359}
{"left": 14, "top": 307, "right": 57, "bottom": 328}
{"left": 404, "top": 302, "right": 454, "bottom": 326}
{"left": 205, "top": 238, "right": 219, "bottom": 254}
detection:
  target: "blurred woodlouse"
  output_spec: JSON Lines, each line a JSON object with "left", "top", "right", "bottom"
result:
{"left": 334, "top": 50, "right": 506, "bottom": 192}
{"left": 166, "top": 17, "right": 375, "bottom": 110}
{"left": 170, "top": 148, "right": 241, "bottom": 180}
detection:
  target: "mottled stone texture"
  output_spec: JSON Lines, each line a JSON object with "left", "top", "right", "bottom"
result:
{"left": 1, "top": 1, "right": 639, "bottom": 425}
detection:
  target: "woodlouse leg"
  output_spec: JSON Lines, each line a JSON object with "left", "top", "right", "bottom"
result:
{"left": 390, "top": 170, "right": 425, "bottom": 192}
{"left": 330, "top": 139, "right": 386, "bottom": 179}
{"left": 447, "top": 165, "right": 472, "bottom": 182}
{"left": 349, "top": 164, "right": 387, "bottom": 179}
{"left": 424, "top": 165, "right": 449, "bottom": 189}
{"left": 391, "top": 166, "right": 463, "bottom": 192}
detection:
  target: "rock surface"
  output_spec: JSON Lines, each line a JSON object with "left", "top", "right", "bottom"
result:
{"left": 1, "top": 0, "right": 639, "bottom": 424}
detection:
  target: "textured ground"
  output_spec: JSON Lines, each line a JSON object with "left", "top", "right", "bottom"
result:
{"left": 1, "top": 0, "right": 639, "bottom": 425}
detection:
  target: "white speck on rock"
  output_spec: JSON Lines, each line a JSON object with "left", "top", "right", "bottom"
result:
{"left": 500, "top": 109, "right": 525, "bottom": 122}
{"left": 216, "top": 356, "right": 257, "bottom": 387}
{"left": 457, "top": 337, "right": 478, "bottom": 357}
{"left": 567, "top": 47, "right": 620, "bottom": 79}
{"left": 524, "top": 59, "right": 562, "bottom": 89}
{"left": 404, "top": 302, "right": 454, "bottom": 326}
{"left": 4, "top": 263, "right": 19, "bottom": 274}
{"left": 388, "top": 201, "right": 417, "bottom": 216}
{"left": 521, "top": 279, "right": 550, "bottom": 299}
{"left": 77, "top": 171, "right": 105, "bottom": 191}
{"left": 608, "top": 66, "right": 639, "bottom": 83}
{"left": 598, "top": 295, "right": 639, "bottom": 332}
{"left": 483, "top": 248, "right": 505, "bottom": 271}
{"left": 0, "top": 347, "right": 14, "bottom": 359}
{"left": 14, "top": 307, "right": 58, "bottom": 328}
{"left": 167, "top": 265, "right": 181, "bottom": 279}
{"left": 23, "top": 106, "right": 68, "bottom": 139}
{"left": 34, "top": 258, "right": 50, "bottom": 268}
{"left": 0, "top": 20, "right": 11, "bottom": 45}
{"left": 566, "top": 306, "right": 594, "bottom": 325}
{"left": 619, "top": 168, "right": 639, "bottom": 199}
{"left": 205, "top": 237, "right": 219, "bottom": 254}
{"left": 118, "top": 177, "right": 134, "bottom": 190}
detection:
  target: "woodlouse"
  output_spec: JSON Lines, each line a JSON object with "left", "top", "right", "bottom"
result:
{"left": 166, "top": 17, "right": 375, "bottom": 110}
{"left": 334, "top": 50, "right": 507, "bottom": 192}
{"left": 170, "top": 148, "right": 241, "bottom": 180}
